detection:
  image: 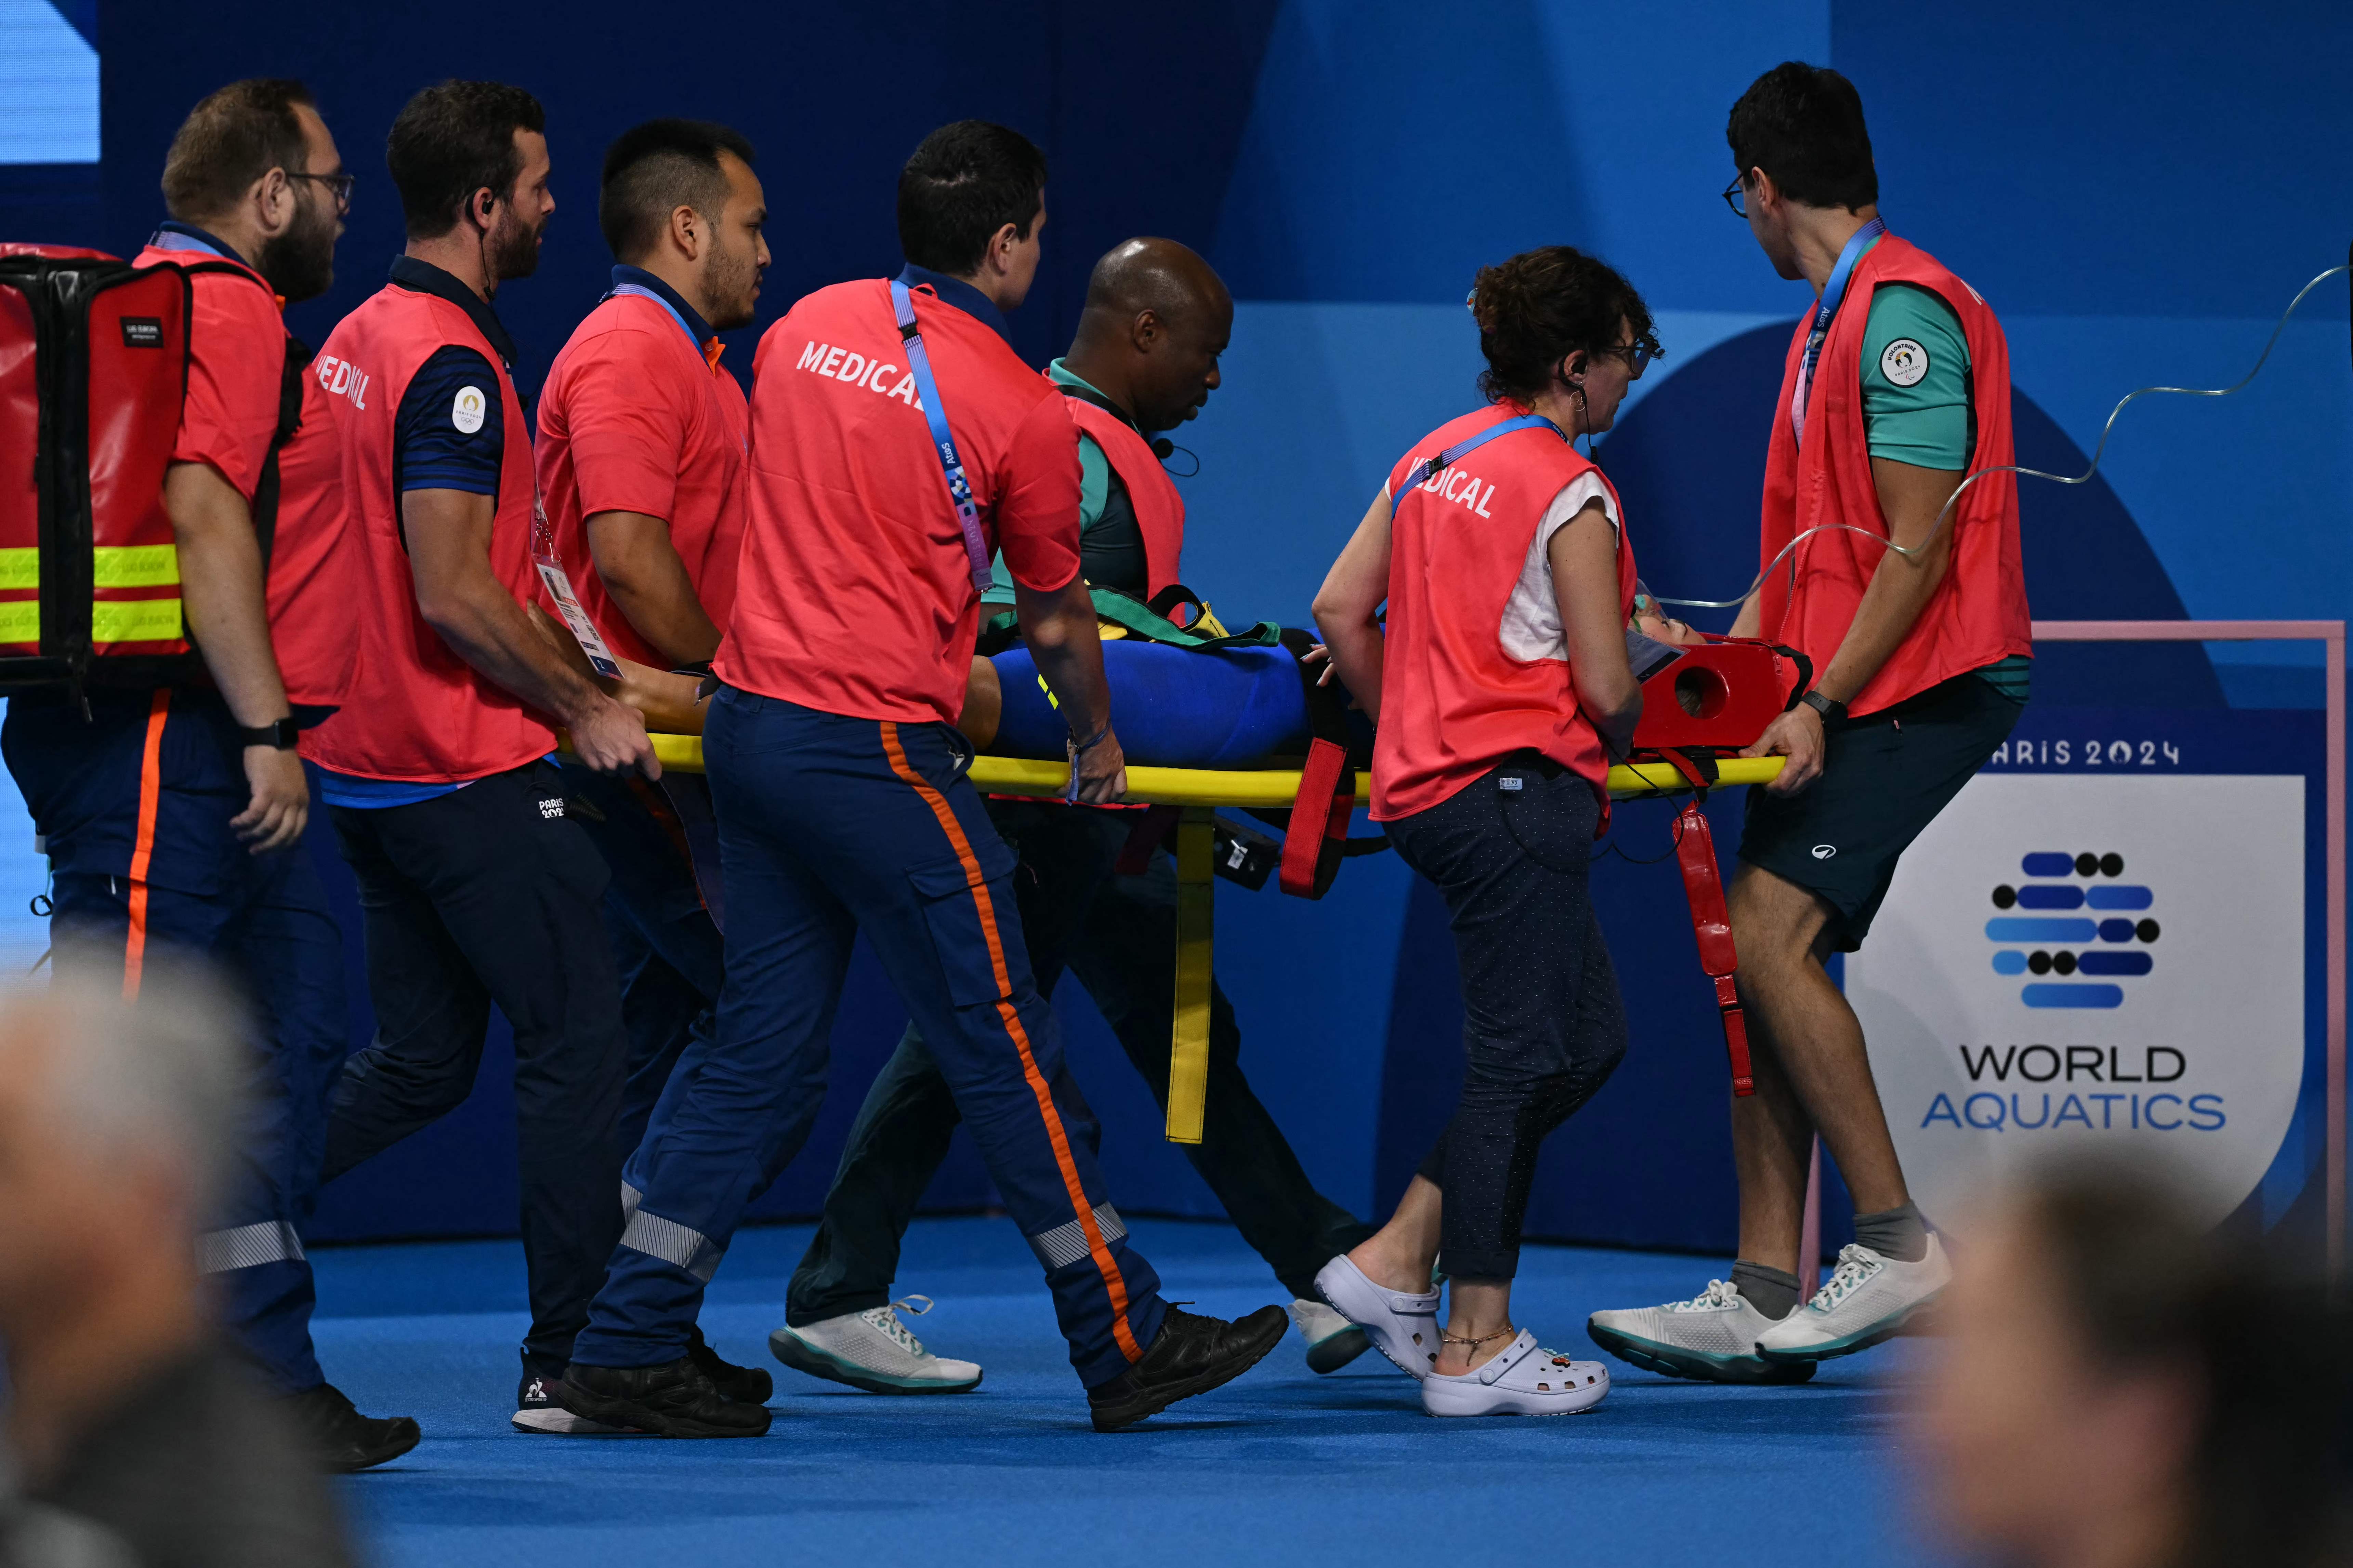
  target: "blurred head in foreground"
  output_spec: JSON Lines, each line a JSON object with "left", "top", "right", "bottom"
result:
{"left": 1918, "top": 1164, "right": 2351, "bottom": 1568}
{"left": 0, "top": 956, "right": 240, "bottom": 1478}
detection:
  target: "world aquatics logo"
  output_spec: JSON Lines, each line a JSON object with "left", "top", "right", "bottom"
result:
{"left": 1982, "top": 850, "right": 2159, "bottom": 1010}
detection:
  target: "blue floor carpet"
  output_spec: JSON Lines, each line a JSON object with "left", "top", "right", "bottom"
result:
{"left": 313, "top": 1217, "right": 1937, "bottom": 1567}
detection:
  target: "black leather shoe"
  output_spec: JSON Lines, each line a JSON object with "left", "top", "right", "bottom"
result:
{"left": 687, "top": 1323, "right": 773, "bottom": 1405}
{"left": 280, "top": 1381, "right": 421, "bottom": 1472}
{"left": 1087, "top": 1304, "right": 1288, "bottom": 1432}
{"left": 556, "top": 1357, "right": 772, "bottom": 1438}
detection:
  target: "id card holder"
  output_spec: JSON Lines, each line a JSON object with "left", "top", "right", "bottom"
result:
{"left": 530, "top": 498, "right": 621, "bottom": 679}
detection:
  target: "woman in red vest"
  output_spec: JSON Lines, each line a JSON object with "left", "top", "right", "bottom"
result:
{"left": 1312, "top": 246, "right": 1657, "bottom": 1417}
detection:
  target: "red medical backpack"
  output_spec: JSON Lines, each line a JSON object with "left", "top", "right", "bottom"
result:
{"left": 0, "top": 243, "right": 305, "bottom": 697}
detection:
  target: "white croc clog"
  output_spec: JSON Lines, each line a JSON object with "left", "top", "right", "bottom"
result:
{"left": 1419, "top": 1330, "right": 1610, "bottom": 1418}
{"left": 1313, "top": 1254, "right": 1441, "bottom": 1380}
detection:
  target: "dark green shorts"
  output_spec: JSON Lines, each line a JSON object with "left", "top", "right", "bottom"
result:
{"left": 1738, "top": 672, "right": 2024, "bottom": 952}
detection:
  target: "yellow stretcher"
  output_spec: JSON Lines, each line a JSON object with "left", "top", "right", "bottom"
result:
{"left": 636, "top": 732, "right": 1783, "bottom": 1144}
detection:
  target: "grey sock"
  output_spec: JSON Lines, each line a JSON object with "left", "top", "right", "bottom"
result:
{"left": 1852, "top": 1202, "right": 1930, "bottom": 1263}
{"left": 1731, "top": 1260, "right": 1800, "bottom": 1320}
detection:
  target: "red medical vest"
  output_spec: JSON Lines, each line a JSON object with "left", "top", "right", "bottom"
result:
{"left": 535, "top": 292, "right": 749, "bottom": 665}
{"left": 1056, "top": 389, "right": 1184, "bottom": 598}
{"left": 1372, "top": 403, "right": 1637, "bottom": 822}
{"left": 716, "top": 279, "right": 1081, "bottom": 725}
{"left": 267, "top": 361, "right": 356, "bottom": 711}
{"left": 302, "top": 282, "right": 553, "bottom": 781}
{"left": 1757, "top": 234, "right": 2032, "bottom": 716}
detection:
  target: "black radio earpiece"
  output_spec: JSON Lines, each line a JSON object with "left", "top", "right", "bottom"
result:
{"left": 1151, "top": 437, "right": 1174, "bottom": 459}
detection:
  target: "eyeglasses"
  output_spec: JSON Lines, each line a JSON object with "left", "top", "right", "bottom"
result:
{"left": 1722, "top": 174, "right": 1749, "bottom": 219}
{"left": 1598, "top": 336, "right": 1663, "bottom": 375}
{"left": 286, "top": 170, "right": 357, "bottom": 211}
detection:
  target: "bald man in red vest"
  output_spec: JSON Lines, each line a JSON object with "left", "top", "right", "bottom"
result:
{"left": 769, "top": 239, "right": 1379, "bottom": 1394}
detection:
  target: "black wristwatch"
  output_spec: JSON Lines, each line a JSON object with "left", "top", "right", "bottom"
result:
{"left": 1798, "top": 689, "right": 1849, "bottom": 727}
{"left": 237, "top": 717, "right": 300, "bottom": 750}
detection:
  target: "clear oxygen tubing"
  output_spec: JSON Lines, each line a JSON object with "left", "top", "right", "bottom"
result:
{"left": 1648, "top": 257, "right": 2353, "bottom": 612}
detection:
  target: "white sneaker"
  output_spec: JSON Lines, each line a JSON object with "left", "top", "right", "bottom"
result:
{"left": 1289, "top": 1298, "right": 1372, "bottom": 1374}
{"left": 766, "top": 1295, "right": 984, "bottom": 1394}
{"left": 1420, "top": 1330, "right": 1609, "bottom": 1418}
{"left": 1756, "top": 1236, "right": 1951, "bottom": 1364}
{"left": 1313, "top": 1254, "right": 1440, "bottom": 1380}
{"left": 1586, "top": 1279, "right": 1816, "bottom": 1385}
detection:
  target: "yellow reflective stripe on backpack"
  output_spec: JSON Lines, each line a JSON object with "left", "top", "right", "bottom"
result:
{"left": 91, "top": 599, "right": 183, "bottom": 643}
{"left": 0, "top": 601, "right": 38, "bottom": 643}
{"left": 0, "top": 549, "right": 37, "bottom": 590}
{"left": 92, "top": 545, "right": 180, "bottom": 588}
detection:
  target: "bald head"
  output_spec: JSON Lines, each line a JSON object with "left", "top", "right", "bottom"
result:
{"left": 1065, "top": 238, "right": 1233, "bottom": 436}
{"left": 1081, "top": 237, "right": 1229, "bottom": 330}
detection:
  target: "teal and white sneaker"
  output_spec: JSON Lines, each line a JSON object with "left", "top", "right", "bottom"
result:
{"left": 1289, "top": 1298, "right": 1373, "bottom": 1374}
{"left": 1586, "top": 1279, "right": 1815, "bottom": 1385}
{"left": 1756, "top": 1236, "right": 1950, "bottom": 1364}
{"left": 768, "top": 1295, "right": 983, "bottom": 1394}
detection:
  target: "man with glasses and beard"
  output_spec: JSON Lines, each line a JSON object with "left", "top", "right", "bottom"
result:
{"left": 301, "top": 79, "right": 658, "bottom": 1436}
{"left": 1, "top": 77, "right": 419, "bottom": 1471}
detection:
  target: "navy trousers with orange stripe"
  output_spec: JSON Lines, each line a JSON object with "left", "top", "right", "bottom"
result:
{"left": 2, "top": 688, "right": 349, "bottom": 1393}
{"left": 570, "top": 687, "right": 1168, "bottom": 1388}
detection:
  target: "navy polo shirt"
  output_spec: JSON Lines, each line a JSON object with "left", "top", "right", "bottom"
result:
{"left": 387, "top": 256, "right": 517, "bottom": 500}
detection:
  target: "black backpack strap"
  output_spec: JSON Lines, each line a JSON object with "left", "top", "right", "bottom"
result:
{"left": 247, "top": 332, "right": 312, "bottom": 571}
{"left": 175, "top": 259, "right": 303, "bottom": 572}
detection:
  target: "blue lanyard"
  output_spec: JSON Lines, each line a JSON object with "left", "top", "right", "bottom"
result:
{"left": 1793, "top": 216, "right": 1886, "bottom": 442}
{"left": 890, "top": 280, "right": 994, "bottom": 594}
{"left": 1392, "top": 412, "right": 1564, "bottom": 503}
{"left": 610, "top": 281, "right": 704, "bottom": 358}
{"left": 148, "top": 226, "right": 230, "bottom": 259}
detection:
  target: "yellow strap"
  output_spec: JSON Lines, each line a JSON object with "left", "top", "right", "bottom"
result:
{"left": 0, "top": 549, "right": 37, "bottom": 590}
{"left": 631, "top": 736, "right": 1784, "bottom": 803}
{"left": 91, "top": 598, "right": 183, "bottom": 645}
{"left": 1166, "top": 807, "right": 1216, "bottom": 1145}
{"left": 0, "top": 600, "right": 37, "bottom": 643}
{"left": 92, "top": 545, "right": 180, "bottom": 588}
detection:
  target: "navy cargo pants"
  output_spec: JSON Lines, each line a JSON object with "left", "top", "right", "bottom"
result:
{"left": 787, "top": 800, "right": 1373, "bottom": 1325}
{"left": 563, "top": 768, "right": 726, "bottom": 1157}
{"left": 570, "top": 687, "right": 1168, "bottom": 1389}
{"left": 2, "top": 688, "right": 347, "bottom": 1394}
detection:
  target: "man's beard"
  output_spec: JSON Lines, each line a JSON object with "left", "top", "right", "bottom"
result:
{"left": 488, "top": 209, "right": 543, "bottom": 282}
{"left": 255, "top": 197, "right": 336, "bottom": 303}
{"left": 704, "top": 244, "right": 759, "bottom": 331}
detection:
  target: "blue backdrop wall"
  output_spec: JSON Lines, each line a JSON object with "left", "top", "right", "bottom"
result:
{"left": 2, "top": 1, "right": 2346, "bottom": 1261}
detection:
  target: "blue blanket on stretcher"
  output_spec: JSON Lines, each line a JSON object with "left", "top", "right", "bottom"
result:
{"left": 988, "top": 639, "right": 1311, "bottom": 769}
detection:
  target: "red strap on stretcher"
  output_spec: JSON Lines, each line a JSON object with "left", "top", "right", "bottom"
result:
{"left": 1115, "top": 804, "right": 1182, "bottom": 875}
{"left": 1669, "top": 796, "right": 1755, "bottom": 1097}
{"left": 1278, "top": 738, "right": 1354, "bottom": 899}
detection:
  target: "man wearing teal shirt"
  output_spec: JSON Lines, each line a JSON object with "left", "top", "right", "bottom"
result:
{"left": 1592, "top": 63, "right": 2028, "bottom": 1382}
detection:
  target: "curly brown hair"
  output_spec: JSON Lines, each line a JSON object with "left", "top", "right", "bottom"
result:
{"left": 1468, "top": 245, "right": 1655, "bottom": 406}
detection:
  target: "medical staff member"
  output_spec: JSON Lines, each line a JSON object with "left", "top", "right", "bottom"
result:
{"left": 555, "top": 121, "right": 1287, "bottom": 1438}
{"left": 775, "top": 238, "right": 1378, "bottom": 1394}
{"left": 301, "top": 80, "right": 657, "bottom": 1437}
{"left": 1313, "top": 245, "right": 1648, "bottom": 1418}
{"left": 530, "top": 118, "right": 774, "bottom": 1415}
{"left": 0, "top": 79, "right": 416, "bottom": 1472}
{"left": 1589, "top": 63, "right": 2029, "bottom": 1380}
{"left": 535, "top": 119, "right": 764, "bottom": 1151}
